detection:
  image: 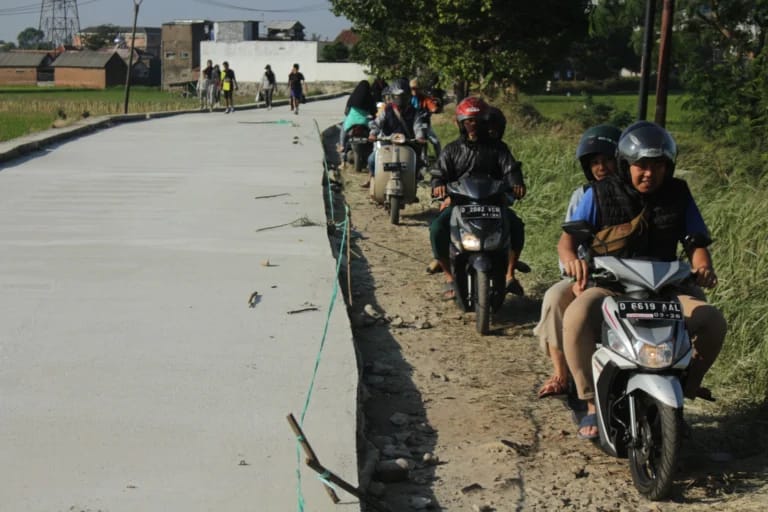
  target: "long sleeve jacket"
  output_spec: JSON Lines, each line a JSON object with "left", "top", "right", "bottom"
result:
{"left": 431, "top": 137, "right": 524, "bottom": 191}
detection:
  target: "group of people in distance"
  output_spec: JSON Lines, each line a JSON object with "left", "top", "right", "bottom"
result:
{"left": 341, "top": 82, "right": 727, "bottom": 440}
{"left": 198, "top": 59, "right": 238, "bottom": 113}
{"left": 196, "top": 62, "right": 306, "bottom": 114}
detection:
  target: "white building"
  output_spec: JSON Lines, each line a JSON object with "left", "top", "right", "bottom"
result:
{"left": 201, "top": 40, "right": 368, "bottom": 84}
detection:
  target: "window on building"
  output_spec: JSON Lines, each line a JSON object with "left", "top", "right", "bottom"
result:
{"left": 165, "top": 51, "right": 176, "bottom": 59}
{"left": 180, "top": 51, "right": 190, "bottom": 59}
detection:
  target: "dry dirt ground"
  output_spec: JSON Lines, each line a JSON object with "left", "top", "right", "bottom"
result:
{"left": 320, "top": 127, "right": 768, "bottom": 512}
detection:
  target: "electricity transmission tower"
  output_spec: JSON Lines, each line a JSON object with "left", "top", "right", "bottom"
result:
{"left": 38, "top": 0, "right": 81, "bottom": 47}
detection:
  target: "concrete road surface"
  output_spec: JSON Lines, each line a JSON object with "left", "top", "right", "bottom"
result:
{"left": 0, "top": 98, "right": 360, "bottom": 511}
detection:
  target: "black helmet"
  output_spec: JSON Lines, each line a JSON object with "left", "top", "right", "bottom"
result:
{"left": 575, "top": 124, "right": 621, "bottom": 181}
{"left": 617, "top": 121, "right": 677, "bottom": 178}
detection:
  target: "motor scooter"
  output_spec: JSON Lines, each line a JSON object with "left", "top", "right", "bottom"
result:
{"left": 445, "top": 175, "right": 512, "bottom": 334}
{"left": 370, "top": 133, "right": 421, "bottom": 225}
{"left": 563, "top": 222, "right": 710, "bottom": 500}
{"left": 344, "top": 123, "right": 373, "bottom": 172}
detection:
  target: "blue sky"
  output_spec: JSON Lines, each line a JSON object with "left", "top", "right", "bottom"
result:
{"left": 0, "top": 0, "right": 352, "bottom": 44}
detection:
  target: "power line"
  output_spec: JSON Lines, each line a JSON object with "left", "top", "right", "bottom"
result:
{"left": 0, "top": 0, "right": 102, "bottom": 16}
{"left": 191, "top": 0, "right": 330, "bottom": 13}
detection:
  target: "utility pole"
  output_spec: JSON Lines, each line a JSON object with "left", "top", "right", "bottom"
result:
{"left": 123, "top": 0, "right": 143, "bottom": 114}
{"left": 637, "top": 0, "right": 656, "bottom": 121}
{"left": 654, "top": 0, "right": 675, "bottom": 127}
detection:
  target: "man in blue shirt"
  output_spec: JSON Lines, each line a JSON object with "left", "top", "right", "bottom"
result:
{"left": 558, "top": 121, "right": 726, "bottom": 440}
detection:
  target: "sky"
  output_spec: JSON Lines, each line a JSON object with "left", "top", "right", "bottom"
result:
{"left": 0, "top": 0, "right": 352, "bottom": 44}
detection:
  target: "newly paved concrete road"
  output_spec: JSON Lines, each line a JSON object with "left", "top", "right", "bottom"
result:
{"left": 0, "top": 99, "right": 360, "bottom": 511}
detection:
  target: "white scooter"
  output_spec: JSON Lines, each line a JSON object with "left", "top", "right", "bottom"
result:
{"left": 370, "top": 133, "right": 420, "bottom": 225}
{"left": 563, "top": 222, "right": 710, "bottom": 500}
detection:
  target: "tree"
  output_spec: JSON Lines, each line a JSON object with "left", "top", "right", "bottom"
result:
{"left": 330, "top": 0, "right": 592, "bottom": 96}
{"left": 675, "top": 0, "right": 767, "bottom": 163}
{"left": 17, "top": 27, "right": 45, "bottom": 49}
{"left": 321, "top": 41, "right": 350, "bottom": 62}
{"left": 81, "top": 24, "right": 120, "bottom": 50}
{"left": 0, "top": 40, "right": 18, "bottom": 51}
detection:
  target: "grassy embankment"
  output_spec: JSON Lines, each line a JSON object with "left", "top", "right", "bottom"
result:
{"left": 0, "top": 86, "right": 199, "bottom": 142}
{"left": 432, "top": 91, "right": 767, "bottom": 406}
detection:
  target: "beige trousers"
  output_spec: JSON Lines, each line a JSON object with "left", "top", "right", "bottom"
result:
{"left": 563, "top": 286, "right": 727, "bottom": 401}
{"left": 533, "top": 279, "right": 576, "bottom": 355}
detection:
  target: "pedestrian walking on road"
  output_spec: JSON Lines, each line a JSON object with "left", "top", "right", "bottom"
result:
{"left": 212, "top": 64, "right": 222, "bottom": 107}
{"left": 198, "top": 59, "right": 215, "bottom": 111}
{"left": 260, "top": 64, "right": 276, "bottom": 110}
{"left": 288, "top": 63, "right": 306, "bottom": 115}
{"left": 221, "top": 61, "right": 238, "bottom": 114}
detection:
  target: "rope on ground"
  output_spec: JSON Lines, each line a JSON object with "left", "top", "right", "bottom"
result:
{"left": 292, "top": 199, "right": 351, "bottom": 512}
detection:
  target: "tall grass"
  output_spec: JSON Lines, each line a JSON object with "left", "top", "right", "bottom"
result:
{"left": 433, "top": 96, "right": 768, "bottom": 404}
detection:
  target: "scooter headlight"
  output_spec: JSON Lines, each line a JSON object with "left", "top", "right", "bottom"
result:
{"left": 636, "top": 341, "right": 674, "bottom": 368}
{"left": 461, "top": 232, "right": 482, "bottom": 251}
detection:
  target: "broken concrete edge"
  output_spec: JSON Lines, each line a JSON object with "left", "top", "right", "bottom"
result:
{"left": 0, "top": 91, "right": 349, "bottom": 166}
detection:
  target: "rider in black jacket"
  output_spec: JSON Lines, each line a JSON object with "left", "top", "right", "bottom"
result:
{"left": 430, "top": 97, "right": 527, "bottom": 298}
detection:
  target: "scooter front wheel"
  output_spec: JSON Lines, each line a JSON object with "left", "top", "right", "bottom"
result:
{"left": 474, "top": 270, "right": 491, "bottom": 334}
{"left": 628, "top": 393, "right": 682, "bottom": 500}
{"left": 389, "top": 195, "right": 401, "bottom": 225}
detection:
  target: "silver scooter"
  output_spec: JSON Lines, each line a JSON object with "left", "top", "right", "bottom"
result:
{"left": 563, "top": 222, "right": 705, "bottom": 500}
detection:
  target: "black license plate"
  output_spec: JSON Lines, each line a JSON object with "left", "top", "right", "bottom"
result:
{"left": 459, "top": 205, "right": 502, "bottom": 219}
{"left": 617, "top": 300, "right": 683, "bottom": 320}
{"left": 383, "top": 161, "right": 407, "bottom": 172}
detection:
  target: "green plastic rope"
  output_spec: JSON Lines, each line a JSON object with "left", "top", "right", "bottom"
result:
{"left": 293, "top": 123, "right": 351, "bottom": 510}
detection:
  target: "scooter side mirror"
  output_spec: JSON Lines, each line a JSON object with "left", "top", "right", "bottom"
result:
{"left": 562, "top": 220, "right": 594, "bottom": 244}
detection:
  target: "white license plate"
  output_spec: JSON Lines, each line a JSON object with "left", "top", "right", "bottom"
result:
{"left": 617, "top": 300, "right": 683, "bottom": 320}
{"left": 459, "top": 205, "right": 502, "bottom": 219}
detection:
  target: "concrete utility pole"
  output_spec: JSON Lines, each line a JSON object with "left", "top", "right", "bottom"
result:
{"left": 654, "top": 0, "right": 675, "bottom": 127}
{"left": 637, "top": 0, "right": 656, "bottom": 120}
{"left": 123, "top": 0, "right": 143, "bottom": 115}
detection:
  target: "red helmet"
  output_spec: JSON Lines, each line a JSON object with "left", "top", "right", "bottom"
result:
{"left": 455, "top": 97, "right": 488, "bottom": 122}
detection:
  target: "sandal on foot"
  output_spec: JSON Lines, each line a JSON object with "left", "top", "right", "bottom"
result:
{"left": 505, "top": 278, "right": 524, "bottom": 296}
{"left": 577, "top": 413, "right": 599, "bottom": 440}
{"left": 441, "top": 283, "right": 456, "bottom": 301}
{"left": 538, "top": 375, "right": 568, "bottom": 399}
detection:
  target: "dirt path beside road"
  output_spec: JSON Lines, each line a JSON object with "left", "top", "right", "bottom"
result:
{"left": 320, "top": 129, "right": 768, "bottom": 511}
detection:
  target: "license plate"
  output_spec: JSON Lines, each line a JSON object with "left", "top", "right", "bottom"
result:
{"left": 383, "top": 161, "right": 407, "bottom": 172}
{"left": 617, "top": 300, "right": 683, "bottom": 320}
{"left": 459, "top": 205, "right": 502, "bottom": 219}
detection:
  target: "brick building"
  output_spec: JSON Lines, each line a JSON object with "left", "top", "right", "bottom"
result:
{"left": 161, "top": 20, "right": 214, "bottom": 89}
{"left": 52, "top": 51, "right": 127, "bottom": 89}
{"left": 0, "top": 52, "right": 55, "bottom": 85}
{"left": 74, "top": 26, "right": 162, "bottom": 58}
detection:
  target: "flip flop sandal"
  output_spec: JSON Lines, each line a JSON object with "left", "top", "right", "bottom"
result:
{"left": 426, "top": 259, "right": 441, "bottom": 274}
{"left": 441, "top": 282, "right": 456, "bottom": 301}
{"left": 577, "top": 413, "right": 599, "bottom": 440}
{"left": 538, "top": 375, "right": 569, "bottom": 399}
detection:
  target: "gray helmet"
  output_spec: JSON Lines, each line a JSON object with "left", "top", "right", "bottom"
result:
{"left": 575, "top": 124, "right": 621, "bottom": 181}
{"left": 617, "top": 121, "right": 677, "bottom": 178}
{"left": 388, "top": 78, "right": 410, "bottom": 95}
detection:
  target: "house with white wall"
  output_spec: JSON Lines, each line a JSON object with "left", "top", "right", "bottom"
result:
{"left": 200, "top": 40, "right": 368, "bottom": 85}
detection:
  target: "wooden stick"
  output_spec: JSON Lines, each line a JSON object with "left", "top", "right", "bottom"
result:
{"left": 286, "top": 413, "right": 340, "bottom": 503}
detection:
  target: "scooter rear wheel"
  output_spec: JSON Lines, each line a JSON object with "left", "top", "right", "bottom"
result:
{"left": 628, "top": 393, "right": 681, "bottom": 500}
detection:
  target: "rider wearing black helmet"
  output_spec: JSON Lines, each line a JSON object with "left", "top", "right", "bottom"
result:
{"left": 534, "top": 124, "right": 620, "bottom": 400}
{"left": 559, "top": 121, "right": 726, "bottom": 440}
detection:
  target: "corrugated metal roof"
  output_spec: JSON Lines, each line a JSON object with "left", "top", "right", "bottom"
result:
{"left": 0, "top": 52, "right": 48, "bottom": 68}
{"left": 52, "top": 51, "right": 119, "bottom": 68}
{"left": 266, "top": 21, "right": 304, "bottom": 30}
